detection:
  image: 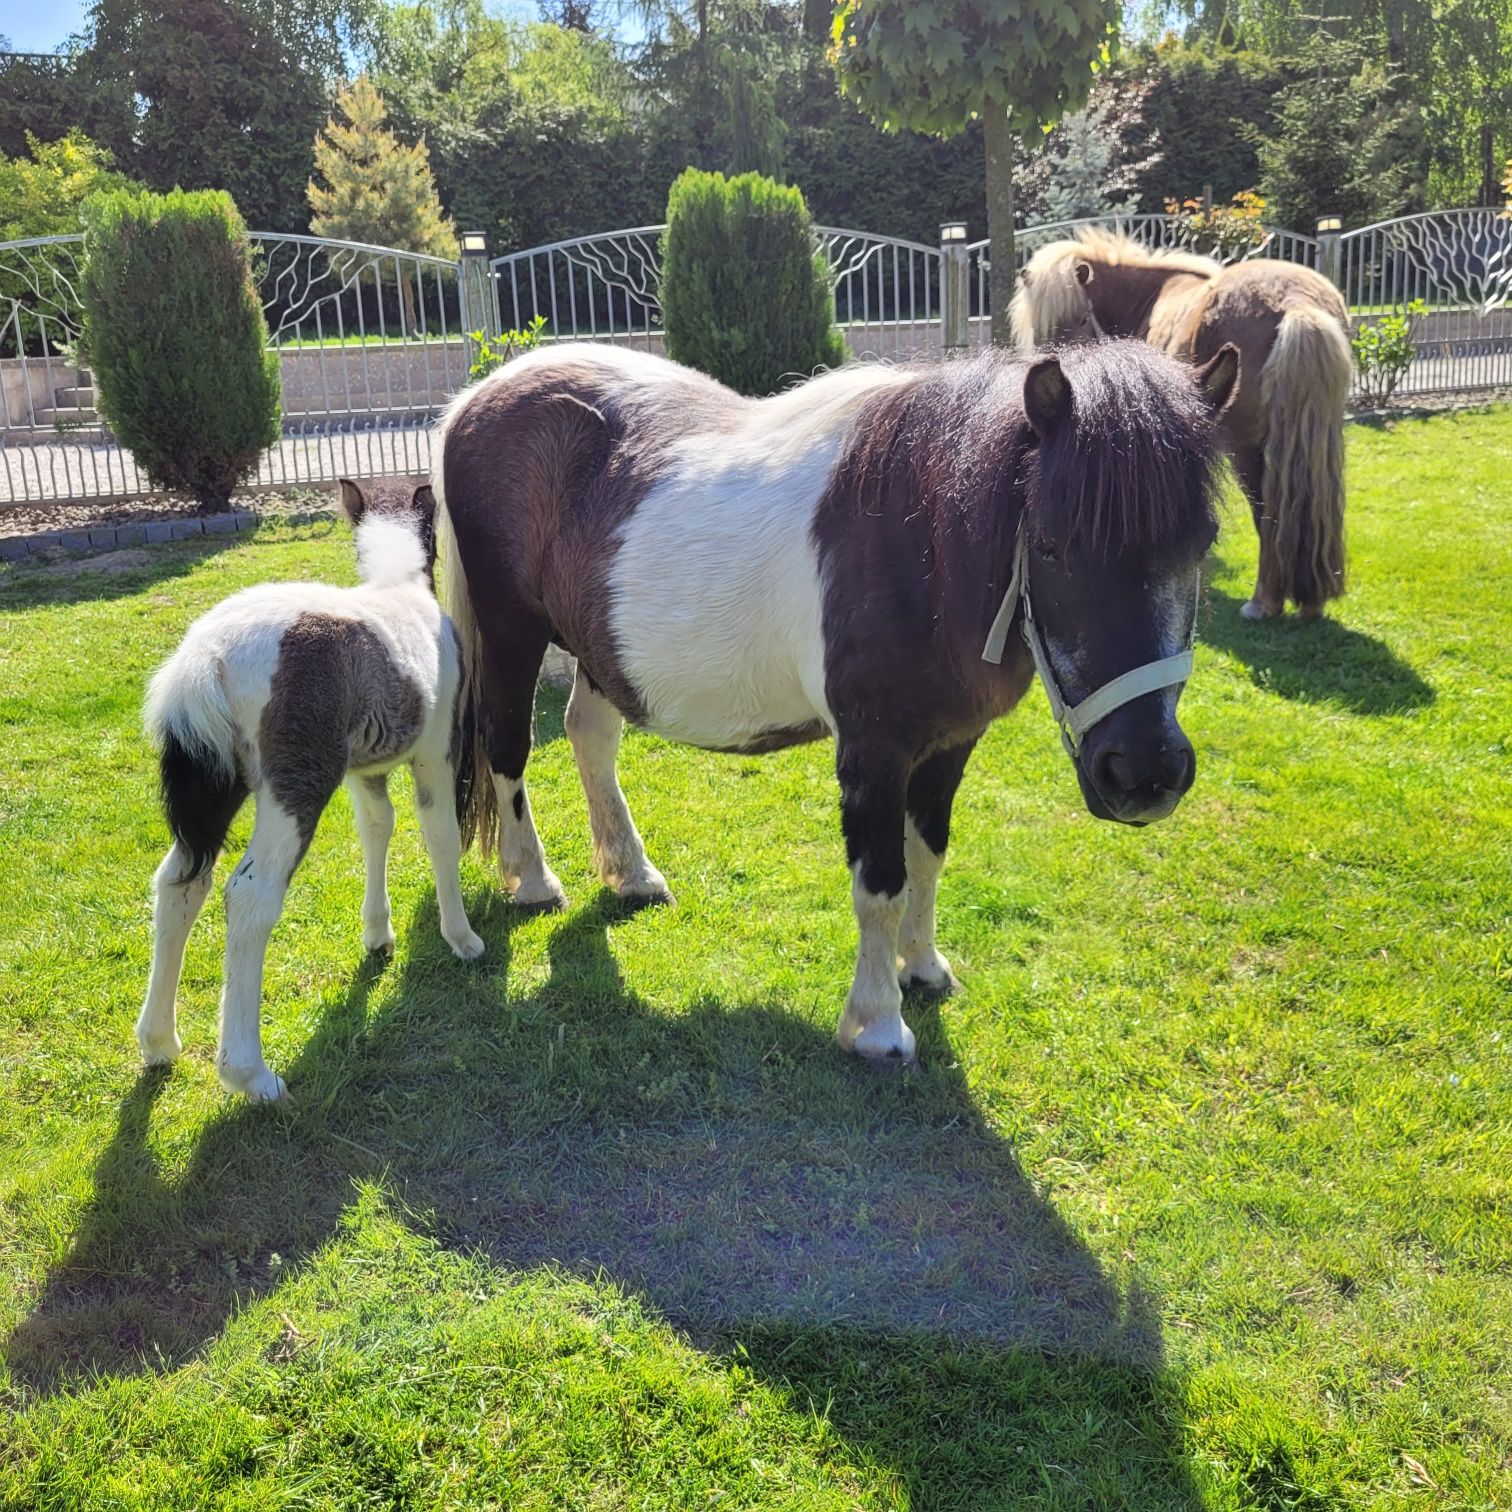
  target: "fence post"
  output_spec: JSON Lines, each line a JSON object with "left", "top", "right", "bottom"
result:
{"left": 1315, "top": 214, "right": 1343, "bottom": 287}
{"left": 458, "top": 232, "right": 496, "bottom": 376}
{"left": 940, "top": 221, "right": 969, "bottom": 356}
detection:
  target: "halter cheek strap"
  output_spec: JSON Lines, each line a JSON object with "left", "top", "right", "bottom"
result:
{"left": 981, "top": 528, "right": 1198, "bottom": 760}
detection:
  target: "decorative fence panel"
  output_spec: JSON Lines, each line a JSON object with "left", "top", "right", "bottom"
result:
{"left": 1332, "top": 210, "right": 1512, "bottom": 397}
{"left": 3, "top": 211, "right": 1509, "bottom": 510}
{"left": 489, "top": 225, "right": 944, "bottom": 361}
{"left": 1, "top": 232, "right": 470, "bottom": 507}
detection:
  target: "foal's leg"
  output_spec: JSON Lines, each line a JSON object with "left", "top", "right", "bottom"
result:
{"left": 478, "top": 620, "right": 567, "bottom": 910}
{"left": 137, "top": 844, "right": 218, "bottom": 1065}
{"left": 409, "top": 743, "right": 485, "bottom": 960}
{"left": 898, "top": 741, "right": 976, "bottom": 992}
{"left": 565, "top": 666, "right": 671, "bottom": 904}
{"left": 348, "top": 773, "right": 397, "bottom": 953}
{"left": 1233, "top": 444, "right": 1283, "bottom": 621}
{"left": 833, "top": 737, "right": 914, "bottom": 1062}
{"left": 216, "top": 792, "right": 316, "bottom": 1102}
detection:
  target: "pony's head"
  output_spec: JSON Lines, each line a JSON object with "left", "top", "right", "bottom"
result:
{"left": 1010, "top": 230, "right": 1220, "bottom": 349}
{"left": 338, "top": 478, "right": 439, "bottom": 590}
{"left": 1017, "top": 339, "right": 1238, "bottom": 825}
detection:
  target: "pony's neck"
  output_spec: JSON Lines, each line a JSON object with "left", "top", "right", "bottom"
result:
{"left": 1094, "top": 262, "right": 1196, "bottom": 340}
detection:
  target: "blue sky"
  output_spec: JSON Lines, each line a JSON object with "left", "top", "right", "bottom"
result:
{"left": 0, "top": 0, "right": 89, "bottom": 53}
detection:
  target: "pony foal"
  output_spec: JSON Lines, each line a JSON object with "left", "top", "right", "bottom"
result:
{"left": 136, "top": 479, "right": 483, "bottom": 1102}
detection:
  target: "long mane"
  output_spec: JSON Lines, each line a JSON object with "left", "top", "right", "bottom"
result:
{"left": 1010, "top": 228, "right": 1221, "bottom": 348}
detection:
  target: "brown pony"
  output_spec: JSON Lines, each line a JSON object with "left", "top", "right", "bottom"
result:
{"left": 1011, "top": 228, "right": 1350, "bottom": 620}
{"left": 436, "top": 340, "right": 1237, "bottom": 1064}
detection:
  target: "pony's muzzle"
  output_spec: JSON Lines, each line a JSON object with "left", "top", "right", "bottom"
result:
{"left": 1078, "top": 719, "right": 1195, "bottom": 826}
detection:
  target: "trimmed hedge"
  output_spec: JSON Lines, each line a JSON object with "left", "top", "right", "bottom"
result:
{"left": 661, "top": 168, "right": 846, "bottom": 397}
{"left": 81, "top": 187, "right": 281, "bottom": 510}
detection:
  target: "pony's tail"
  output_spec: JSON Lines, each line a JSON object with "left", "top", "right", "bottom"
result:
{"left": 143, "top": 644, "right": 244, "bottom": 880}
{"left": 1259, "top": 303, "right": 1351, "bottom": 608}
{"left": 434, "top": 405, "right": 498, "bottom": 858}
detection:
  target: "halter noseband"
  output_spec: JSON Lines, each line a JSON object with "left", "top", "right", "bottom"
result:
{"left": 981, "top": 527, "right": 1198, "bottom": 760}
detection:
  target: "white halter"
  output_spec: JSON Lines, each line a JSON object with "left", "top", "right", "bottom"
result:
{"left": 981, "top": 526, "right": 1198, "bottom": 760}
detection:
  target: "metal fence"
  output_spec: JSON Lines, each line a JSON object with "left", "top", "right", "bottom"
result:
{"left": 3, "top": 209, "right": 1509, "bottom": 509}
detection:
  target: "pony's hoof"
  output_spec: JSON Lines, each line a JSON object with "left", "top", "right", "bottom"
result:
{"left": 614, "top": 867, "right": 674, "bottom": 908}
{"left": 1296, "top": 603, "right": 1325, "bottom": 621}
{"left": 837, "top": 1009, "right": 917, "bottom": 1064}
{"left": 219, "top": 1063, "right": 290, "bottom": 1104}
{"left": 137, "top": 1028, "right": 182, "bottom": 1066}
{"left": 1240, "top": 598, "right": 1281, "bottom": 621}
{"left": 446, "top": 927, "right": 486, "bottom": 960}
{"left": 899, "top": 950, "right": 959, "bottom": 995}
{"left": 509, "top": 870, "right": 569, "bottom": 912}
{"left": 364, "top": 929, "right": 396, "bottom": 955}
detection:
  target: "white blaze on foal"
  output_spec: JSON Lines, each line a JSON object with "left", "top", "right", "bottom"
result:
{"left": 136, "top": 479, "right": 484, "bottom": 1102}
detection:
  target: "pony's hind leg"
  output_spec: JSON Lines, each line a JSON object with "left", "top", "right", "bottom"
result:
{"left": 137, "top": 845, "right": 218, "bottom": 1065}
{"left": 898, "top": 741, "right": 975, "bottom": 993}
{"left": 565, "top": 666, "right": 671, "bottom": 905}
{"left": 348, "top": 774, "right": 397, "bottom": 953}
{"left": 409, "top": 744, "right": 485, "bottom": 959}
{"left": 834, "top": 737, "right": 914, "bottom": 1062}
{"left": 478, "top": 616, "right": 567, "bottom": 911}
{"left": 1233, "top": 444, "right": 1284, "bottom": 621}
{"left": 216, "top": 792, "right": 314, "bottom": 1102}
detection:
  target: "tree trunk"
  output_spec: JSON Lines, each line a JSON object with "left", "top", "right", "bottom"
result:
{"left": 400, "top": 273, "right": 417, "bottom": 337}
{"left": 984, "top": 106, "right": 1016, "bottom": 348}
{"left": 1480, "top": 119, "right": 1496, "bottom": 207}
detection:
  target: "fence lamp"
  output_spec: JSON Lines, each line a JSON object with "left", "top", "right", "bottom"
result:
{"left": 940, "top": 222, "right": 968, "bottom": 244}
{"left": 1316, "top": 215, "right": 1342, "bottom": 234}
{"left": 460, "top": 231, "right": 488, "bottom": 256}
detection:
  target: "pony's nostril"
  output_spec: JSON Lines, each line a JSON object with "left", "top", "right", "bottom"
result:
{"left": 1094, "top": 748, "right": 1136, "bottom": 792}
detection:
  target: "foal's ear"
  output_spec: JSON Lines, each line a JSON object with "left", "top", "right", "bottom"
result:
{"left": 411, "top": 483, "right": 437, "bottom": 517}
{"left": 1195, "top": 343, "right": 1241, "bottom": 415}
{"left": 337, "top": 478, "right": 366, "bottom": 524}
{"left": 1023, "top": 356, "right": 1072, "bottom": 440}
{"left": 1073, "top": 259, "right": 1094, "bottom": 287}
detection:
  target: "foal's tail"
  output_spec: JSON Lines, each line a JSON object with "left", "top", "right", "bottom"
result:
{"left": 1259, "top": 303, "right": 1352, "bottom": 608}
{"left": 433, "top": 403, "right": 497, "bottom": 857}
{"left": 143, "top": 640, "right": 244, "bottom": 880}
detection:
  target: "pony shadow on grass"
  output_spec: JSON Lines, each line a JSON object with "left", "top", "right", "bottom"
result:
{"left": 8, "top": 891, "right": 1200, "bottom": 1505}
{"left": 1202, "top": 580, "right": 1434, "bottom": 716}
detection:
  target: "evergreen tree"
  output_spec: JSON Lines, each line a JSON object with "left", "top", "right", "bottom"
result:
{"left": 307, "top": 76, "right": 459, "bottom": 332}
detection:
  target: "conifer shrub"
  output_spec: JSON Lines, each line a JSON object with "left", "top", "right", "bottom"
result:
{"left": 81, "top": 187, "right": 280, "bottom": 510}
{"left": 661, "top": 169, "right": 845, "bottom": 396}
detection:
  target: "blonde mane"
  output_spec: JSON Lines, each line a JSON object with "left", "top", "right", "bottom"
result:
{"left": 1010, "top": 228, "right": 1222, "bottom": 349}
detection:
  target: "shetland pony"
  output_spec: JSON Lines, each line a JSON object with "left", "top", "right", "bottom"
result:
{"left": 436, "top": 340, "right": 1238, "bottom": 1063}
{"left": 136, "top": 479, "right": 483, "bottom": 1102}
{"left": 1011, "top": 228, "right": 1351, "bottom": 620}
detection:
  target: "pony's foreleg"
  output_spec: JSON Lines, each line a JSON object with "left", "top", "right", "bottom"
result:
{"left": 348, "top": 774, "right": 397, "bottom": 953}
{"left": 136, "top": 844, "right": 216, "bottom": 1065}
{"left": 834, "top": 739, "right": 914, "bottom": 1062}
{"left": 565, "top": 667, "right": 671, "bottom": 905}
{"left": 898, "top": 741, "right": 975, "bottom": 992}
{"left": 216, "top": 794, "right": 308, "bottom": 1102}
{"left": 409, "top": 745, "right": 485, "bottom": 960}
{"left": 478, "top": 625, "right": 568, "bottom": 911}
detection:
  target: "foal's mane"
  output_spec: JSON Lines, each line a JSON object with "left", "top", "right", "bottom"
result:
{"left": 1024, "top": 341, "right": 1222, "bottom": 561}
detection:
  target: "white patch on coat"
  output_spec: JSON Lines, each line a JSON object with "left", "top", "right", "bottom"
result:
{"left": 609, "top": 362, "right": 922, "bottom": 749}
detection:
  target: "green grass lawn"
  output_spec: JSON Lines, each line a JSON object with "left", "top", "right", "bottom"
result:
{"left": 1, "top": 408, "right": 1509, "bottom": 1509}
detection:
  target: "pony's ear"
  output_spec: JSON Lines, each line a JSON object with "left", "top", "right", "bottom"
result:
{"left": 1023, "top": 356, "right": 1071, "bottom": 440}
{"left": 1195, "top": 344, "right": 1241, "bottom": 415}
{"left": 337, "top": 478, "right": 366, "bottom": 524}
{"left": 1073, "top": 259, "right": 1094, "bottom": 287}
{"left": 412, "top": 483, "right": 437, "bottom": 516}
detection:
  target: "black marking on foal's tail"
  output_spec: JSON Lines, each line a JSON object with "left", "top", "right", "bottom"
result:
{"left": 451, "top": 667, "right": 478, "bottom": 839}
{"left": 161, "top": 733, "right": 248, "bottom": 881}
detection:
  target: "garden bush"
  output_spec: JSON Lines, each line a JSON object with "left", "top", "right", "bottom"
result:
{"left": 661, "top": 168, "right": 845, "bottom": 396}
{"left": 1352, "top": 300, "right": 1427, "bottom": 406}
{"left": 81, "top": 186, "right": 281, "bottom": 510}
